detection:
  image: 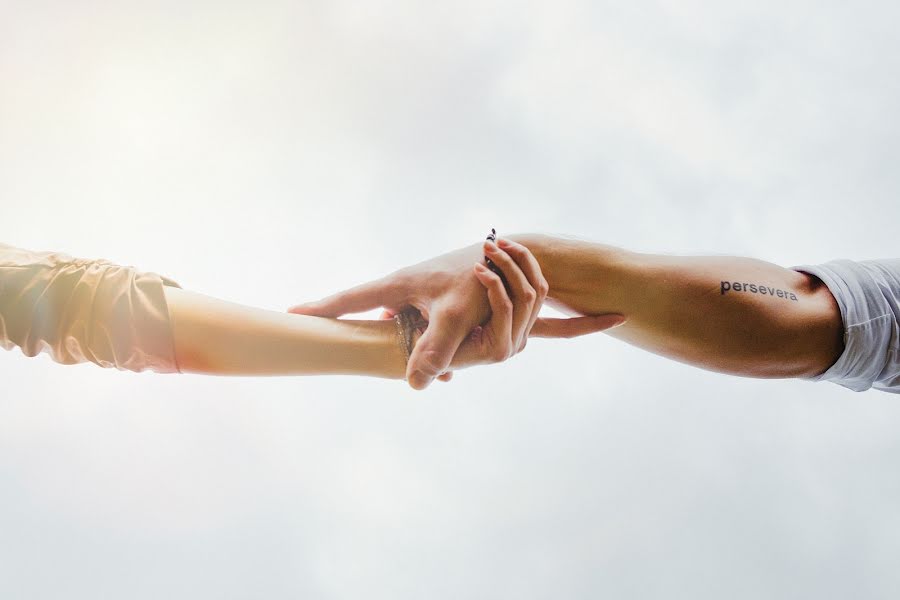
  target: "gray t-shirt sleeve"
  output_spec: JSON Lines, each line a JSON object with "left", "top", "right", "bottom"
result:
{"left": 791, "top": 259, "right": 900, "bottom": 394}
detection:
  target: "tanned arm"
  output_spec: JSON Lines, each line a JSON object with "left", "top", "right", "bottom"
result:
{"left": 509, "top": 234, "right": 844, "bottom": 379}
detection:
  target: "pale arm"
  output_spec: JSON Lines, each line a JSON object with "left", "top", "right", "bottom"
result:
{"left": 0, "top": 241, "right": 405, "bottom": 377}
{"left": 510, "top": 234, "right": 844, "bottom": 379}
{"left": 164, "top": 286, "right": 407, "bottom": 378}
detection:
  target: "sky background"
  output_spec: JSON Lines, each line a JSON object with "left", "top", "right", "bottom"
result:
{"left": 2, "top": 1, "right": 900, "bottom": 598}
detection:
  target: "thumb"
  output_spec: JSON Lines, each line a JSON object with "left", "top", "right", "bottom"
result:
{"left": 406, "top": 309, "right": 469, "bottom": 390}
{"left": 288, "top": 277, "right": 399, "bottom": 318}
{"left": 530, "top": 314, "right": 626, "bottom": 339}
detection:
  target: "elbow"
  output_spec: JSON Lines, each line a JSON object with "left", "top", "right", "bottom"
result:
{"left": 790, "top": 273, "right": 845, "bottom": 378}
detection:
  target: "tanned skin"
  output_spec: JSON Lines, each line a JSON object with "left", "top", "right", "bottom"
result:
{"left": 509, "top": 234, "right": 844, "bottom": 379}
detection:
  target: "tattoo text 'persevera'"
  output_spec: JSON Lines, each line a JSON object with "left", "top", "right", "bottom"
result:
{"left": 721, "top": 281, "right": 798, "bottom": 301}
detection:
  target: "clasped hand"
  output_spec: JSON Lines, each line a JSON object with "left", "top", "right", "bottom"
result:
{"left": 289, "top": 236, "right": 625, "bottom": 389}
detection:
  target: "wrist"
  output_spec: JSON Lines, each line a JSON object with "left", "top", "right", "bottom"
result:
{"left": 507, "top": 232, "right": 642, "bottom": 316}
{"left": 335, "top": 319, "right": 409, "bottom": 379}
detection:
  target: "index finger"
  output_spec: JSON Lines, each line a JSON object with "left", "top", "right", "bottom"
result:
{"left": 288, "top": 276, "right": 404, "bottom": 317}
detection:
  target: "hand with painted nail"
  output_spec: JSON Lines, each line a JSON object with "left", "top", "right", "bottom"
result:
{"left": 288, "top": 236, "right": 625, "bottom": 390}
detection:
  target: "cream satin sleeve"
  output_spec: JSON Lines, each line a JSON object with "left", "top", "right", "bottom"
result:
{"left": 0, "top": 242, "right": 182, "bottom": 374}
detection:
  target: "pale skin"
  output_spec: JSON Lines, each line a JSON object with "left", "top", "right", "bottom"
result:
{"left": 291, "top": 234, "right": 844, "bottom": 388}
{"left": 164, "top": 241, "right": 624, "bottom": 378}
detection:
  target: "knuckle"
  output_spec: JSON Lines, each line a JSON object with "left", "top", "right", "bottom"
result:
{"left": 491, "top": 344, "right": 510, "bottom": 363}
{"left": 441, "top": 304, "right": 468, "bottom": 324}
{"left": 385, "top": 269, "right": 410, "bottom": 288}
{"left": 414, "top": 348, "right": 448, "bottom": 376}
{"left": 521, "top": 287, "right": 537, "bottom": 304}
{"left": 537, "top": 278, "right": 550, "bottom": 298}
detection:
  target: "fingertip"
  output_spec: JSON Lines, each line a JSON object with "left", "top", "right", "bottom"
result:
{"left": 613, "top": 315, "right": 627, "bottom": 327}
{"left": 474, "top": 262, "right": 502, "bottom": 282}
{"left": 408, "top": 370, "right": 432, "bottom": 390}
{"left": 473, "top": 263, "right": 495, "bottom": 284}
{"left": 602, "top": 314, "right": 627, "bottom": 328}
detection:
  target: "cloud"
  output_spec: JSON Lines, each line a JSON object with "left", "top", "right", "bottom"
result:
{"left": 2, "top": 1, "right": 899, "bottom": 598}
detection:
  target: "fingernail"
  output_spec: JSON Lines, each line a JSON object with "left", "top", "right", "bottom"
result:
{"left": 409, "top": 370, "right": 432, "bottom": 390}
{"left": 496, "top": 238, "right": 511, "bottom": 248}
{"left": 483, "top": 240, "right": 497, "bottom": 253}
{"left": 474, "top": 262, "right": 487, "bottom": 272}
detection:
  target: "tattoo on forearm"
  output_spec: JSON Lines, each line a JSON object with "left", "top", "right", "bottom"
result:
{"left": 721, "top": 281, "right": 799, "bottom": 301}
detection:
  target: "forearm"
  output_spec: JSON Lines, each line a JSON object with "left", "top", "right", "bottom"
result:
{"left": 164, "top": 286, "right": 407, "bottom": 378}
{"left": 510, "top": 233, "right": 844, "bottom": 378}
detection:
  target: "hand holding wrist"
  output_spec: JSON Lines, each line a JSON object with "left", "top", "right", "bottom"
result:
{"left": 506, "top": 232, "right": 639, "bottom": 316}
